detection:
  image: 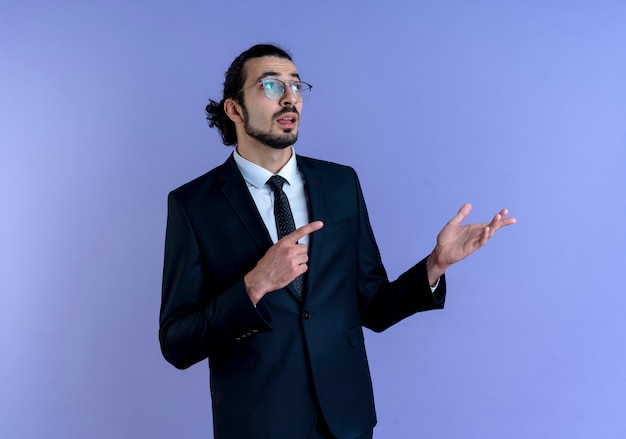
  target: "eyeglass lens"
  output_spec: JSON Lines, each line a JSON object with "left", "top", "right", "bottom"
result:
{"left": 261, "top": 79, "right": 310, "bottom": 101}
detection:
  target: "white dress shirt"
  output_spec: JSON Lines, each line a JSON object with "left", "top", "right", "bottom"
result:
{"left": 233, "top": 147, "right": 310, "bottom": 246}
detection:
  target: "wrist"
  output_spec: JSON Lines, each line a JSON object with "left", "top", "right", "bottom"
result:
{"left": 244, "top": 272, "right": 265, "bottom": 305}
{"left": 426, "top": 248, "right": 448, "bottom": 286}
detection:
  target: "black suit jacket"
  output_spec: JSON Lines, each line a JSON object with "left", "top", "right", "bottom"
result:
{"left": 159, "top": 154, "right": 446, "bottom": 438}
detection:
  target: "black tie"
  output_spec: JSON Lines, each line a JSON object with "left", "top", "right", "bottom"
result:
{"left": 267, "top": 175, "right": 304, "bottom": 298}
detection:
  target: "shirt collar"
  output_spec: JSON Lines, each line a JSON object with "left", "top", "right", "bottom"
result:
{"left": 233, "top": 147, "right": 298, "bottom": 189}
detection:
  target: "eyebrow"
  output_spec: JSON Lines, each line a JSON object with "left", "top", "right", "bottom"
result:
{"left": 256, "top": 71, "right": 301, "bottom": 82}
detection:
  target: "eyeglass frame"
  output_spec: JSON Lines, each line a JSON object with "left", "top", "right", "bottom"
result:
{"left": 236, "top": 78, "right": 313, "bottom": 102}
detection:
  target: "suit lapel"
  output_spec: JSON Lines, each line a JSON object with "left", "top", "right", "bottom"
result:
{"left": 219, "top": 155, "right": 274, "bottom": 252}
{"left": 297, "top": 156, "right": 327, "bottom": 302}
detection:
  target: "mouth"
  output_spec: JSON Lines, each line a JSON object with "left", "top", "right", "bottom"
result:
{"left": 275, "top": 113, "right": 298, "bottom": 128}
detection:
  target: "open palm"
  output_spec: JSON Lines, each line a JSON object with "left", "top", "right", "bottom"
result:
{"left": 434, "top": 203, "right": 516, "bottom": 268}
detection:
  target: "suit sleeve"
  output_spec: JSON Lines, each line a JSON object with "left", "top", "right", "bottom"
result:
{"left": 159, "top": 191, "right": 272, "bottom": 370}
{"left": 352, "top": 171, "right": 447, "bottom": 332}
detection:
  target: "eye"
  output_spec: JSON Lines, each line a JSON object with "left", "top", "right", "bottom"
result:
{"left": 263, "top": 79, "right": 279, "bottom": 90}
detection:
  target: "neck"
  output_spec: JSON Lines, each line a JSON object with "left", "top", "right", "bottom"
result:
{"left": 236, "top": 142, "right": 293, "bottom": 174}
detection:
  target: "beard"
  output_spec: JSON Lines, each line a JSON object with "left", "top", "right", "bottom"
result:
{"left": 241, "top": 104, "right": 299, "bottom": 150}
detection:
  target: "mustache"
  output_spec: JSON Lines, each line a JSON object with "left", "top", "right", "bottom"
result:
{"left": 274, "top": 106, "right": 299, "bottom": 118}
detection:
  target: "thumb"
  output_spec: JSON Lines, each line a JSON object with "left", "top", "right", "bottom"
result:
{"left": 449, "top": 203, "right": 472, "bottom": 225}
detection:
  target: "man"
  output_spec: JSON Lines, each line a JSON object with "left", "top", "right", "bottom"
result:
{"left": 159, "top": 44, "right": 515, "bottom": 439}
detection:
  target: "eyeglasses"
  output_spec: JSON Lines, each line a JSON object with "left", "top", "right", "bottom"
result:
{"left": 239, "top": 78, "right": 313, "bottom": 102}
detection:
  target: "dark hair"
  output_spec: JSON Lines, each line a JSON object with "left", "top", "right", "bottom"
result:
{"left": 205, "top": 44, "right": 293, "bottom": 146}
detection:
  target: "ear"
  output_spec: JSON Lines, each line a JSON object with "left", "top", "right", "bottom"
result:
{"left": 224, "top": 98, "right": 244, "bottom": 124}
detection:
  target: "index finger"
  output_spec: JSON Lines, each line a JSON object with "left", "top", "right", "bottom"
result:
{"left": 284, "top": 221, "right": 324, "bottom": 243}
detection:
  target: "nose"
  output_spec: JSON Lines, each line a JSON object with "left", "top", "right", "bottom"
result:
{"left": 279, "top": 85, "right": 299, "bottom": 106}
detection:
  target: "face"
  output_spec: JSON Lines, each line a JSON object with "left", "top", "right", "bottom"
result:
{"left": 235, "top": 56, "right": 304, "bottom": 150}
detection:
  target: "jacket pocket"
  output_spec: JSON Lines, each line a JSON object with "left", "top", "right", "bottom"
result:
{"left": 347, "top": 326, "right": 365, "bottom": 348}
{"left": 210, "top": 349, "right": 258, "bottom": 374}
{"left": 323, "top": 219, "right": 353, "bottom": 236}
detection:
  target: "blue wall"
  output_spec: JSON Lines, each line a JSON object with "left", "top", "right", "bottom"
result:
{"left": 2, "top": 0, "right": 625, "bottom": 437}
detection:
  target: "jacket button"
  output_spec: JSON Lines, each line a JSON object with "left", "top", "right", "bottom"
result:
{"left": 303, "top": 311, "right": 310, "bottom": 320}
